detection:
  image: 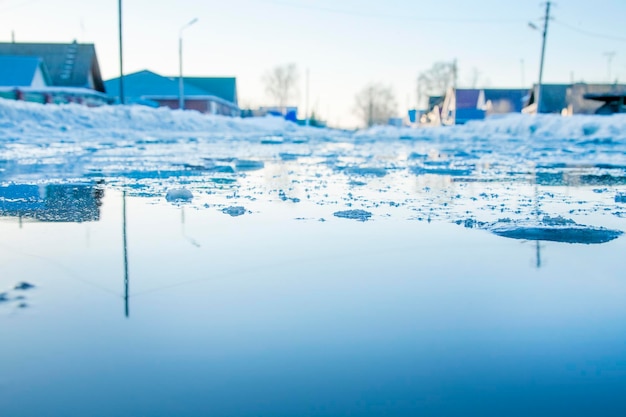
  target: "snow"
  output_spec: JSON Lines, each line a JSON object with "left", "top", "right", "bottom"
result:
{"left": 1, "top": 98, "right": 625, "bottom": 242}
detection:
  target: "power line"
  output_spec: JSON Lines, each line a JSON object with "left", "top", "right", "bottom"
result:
{"left": 553, "top": 19, "right": 626, "bottom": 43}
{"left": 250, "top": 0, "right": 526, "bottom": 24}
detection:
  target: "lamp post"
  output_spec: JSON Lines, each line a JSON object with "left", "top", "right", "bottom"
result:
{"left": 178, "top": 18, "right": 198, "bottom": 110}
{"left": 118, "top": 0, "right": 124, "bottom": 104}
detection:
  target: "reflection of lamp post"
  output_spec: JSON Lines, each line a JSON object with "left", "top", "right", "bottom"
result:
{"left": 122, "top": 191, "right": 129, "bottom": 317}
{"left": 178, "top": 18, "right": 198, "bottom": 110}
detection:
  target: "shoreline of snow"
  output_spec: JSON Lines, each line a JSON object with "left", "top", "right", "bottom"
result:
{"left": 2, "top": 98, "right": 626, "bottom": 143}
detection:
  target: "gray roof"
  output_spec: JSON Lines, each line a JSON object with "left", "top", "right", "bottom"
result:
{"left": 0, "top": 55, "right": 51, "bottom": 86}
{"left": 0, "top": 42, "right": 105, "bottom": 92}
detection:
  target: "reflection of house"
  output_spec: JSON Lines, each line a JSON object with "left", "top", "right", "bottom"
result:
{"left": 0, "top": 183, "right": 104, "bottom": 223}
{"left": 104, "top": 70, "right": 239, "bottom": 116}
{"left": 524, "top": 83, "right": 626, "bottom": 114}
{"left": 0, "top": 41, "right": 111, "bottom": 105}
{"left": 440, "top": 88, "right": 528, "bottom": 125}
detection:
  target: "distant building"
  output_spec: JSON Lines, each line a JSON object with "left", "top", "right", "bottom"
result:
{"left": 104, "top": 70, "right": 239, "bottom": 116}
{"left": 0, "top": 41, "right": 111, "bottom": 105}
{"left": 0, "top": 41, "right": 105, "bottom": 92}
{"left": 441, "top": 88, "right": 529, "bottom": 125}
{"left": 524, "top": 83, "right": 626, "bottom": 114}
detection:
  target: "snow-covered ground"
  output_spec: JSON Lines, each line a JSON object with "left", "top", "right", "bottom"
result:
{"left": 1, "top": 98, "right": 625, "bottom": 242}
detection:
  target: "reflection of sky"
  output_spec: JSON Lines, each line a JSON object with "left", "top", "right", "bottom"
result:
{"left": 1, "top": 191, "right": 626, "bottom": 416}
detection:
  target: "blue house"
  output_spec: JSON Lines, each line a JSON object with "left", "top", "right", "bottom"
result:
{"left": 441, "top": 88, "right": 529, "bottom": 125}
{"left": 0, "top": 42, "right": 111, "bottom": 105}
{"left": 105, "top": 70, "right": 239, "bottom": 116}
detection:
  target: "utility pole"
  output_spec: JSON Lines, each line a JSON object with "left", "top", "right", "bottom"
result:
{"left": 604, "top": 51, "right": 616, "bottom": 83}
{"left": 305, "top": 68, "right": 310, "bottom": 126}
{"left": 536, "top": 1, "right": 551, "bottom": 114}
{"left": 118, "top": 0, "right": 125, "bottom": 104}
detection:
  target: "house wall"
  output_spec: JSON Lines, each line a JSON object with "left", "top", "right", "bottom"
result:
{"left": 566, "top": 84, "right": 625, "bottom": 115}
{"left": 31, "top": 67, "right": 48, "bottom": 88}
{"left": 155, "top": 98, "right": 238, "bottom": 116}
{"left": 156, "top": 99, "right": 209, "bottom": 113}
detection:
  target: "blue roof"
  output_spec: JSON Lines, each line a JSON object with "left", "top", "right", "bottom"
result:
{"left": 0, "top": 55, "right": 49, "bottom": 87}
{"left": 104, "top": 70, "right": 225, "bottom": 103}
{"left": 184, "top": 77, "right": 237, "bottom": 104}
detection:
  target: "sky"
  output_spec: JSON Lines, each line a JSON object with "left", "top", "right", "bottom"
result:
{"left": 1, "top": 0, "right": 625, "bottom": 128}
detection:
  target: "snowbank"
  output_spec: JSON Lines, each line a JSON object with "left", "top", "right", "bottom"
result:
{"left": 0, "top": 98, "right": 321, "bottom": 139}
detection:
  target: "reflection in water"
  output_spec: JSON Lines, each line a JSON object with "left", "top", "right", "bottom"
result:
{"left": 0, "top": 182, "right": 104, "bottom": 223}
{"left": 123, "top": 191, "right": 129, "bottom": 318}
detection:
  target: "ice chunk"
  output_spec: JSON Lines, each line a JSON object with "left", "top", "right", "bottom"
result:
{"left": 333, "top": 209, "right": 372, "bottom": 221}
{"left": 165, "top": 188, "right": 193, "bottom": 202}
{"left": 616, "top": 193, "right": 626, "bottom": 203}
{"left": 14, "top": 282, "right": 35, "bottom": 291}
{"left": 485, "top": 218, "right": 622, "bottom": 244}
{"left": 222, "top": 206, "right": 246, "bottom": 216}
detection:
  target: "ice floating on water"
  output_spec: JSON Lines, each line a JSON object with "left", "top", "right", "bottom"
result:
{"left": 333, "top": 209, "right": 372, "bottom": 221}
{"left": 222, "top": 206, "right": 246, "bottom": 217}
{"left": 14, "top": 282, "right": 35, "bottom": 291}
{"left": 235, "top": 160, "right": 265, "bottom": 171}
{"left": 486, "top": 216, "right": 623, "bottom": 244}
{"left": 343, "top": 167, "right": 387, "bottom": 178}
{"left": 616, "top": 193, "right": 626, "bottom": 203}
{"left": 165, "top": 188, "right": 193, "bottom": 202}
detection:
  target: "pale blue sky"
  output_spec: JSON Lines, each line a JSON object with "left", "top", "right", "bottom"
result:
{"left": 1, "top": 0, "right": 625, "bottom": 127}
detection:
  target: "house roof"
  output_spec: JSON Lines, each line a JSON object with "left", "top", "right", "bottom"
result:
{"left": 183, "top": 77, "right": 237, "bottom": 105}
{"left": 105, "top": 70, "right": 239, "bottom": 107}
{"left": 104, "top": 70, "right": 210, "bottom": 100}
{"left": 0, "top": 42, "right": 105, "bottom": 92}
{"left": 0, "top": 55, "right": 51, "bottom": 86}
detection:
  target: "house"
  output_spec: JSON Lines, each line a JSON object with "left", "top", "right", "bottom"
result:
{"left": 0, "top": 41, "right": 105, "bottom": 92}
{"left": 524, "top": 83, "right": 626, "bottom": 114}
{"left": 0, "top": 41, "right": 111, "bottom": 105}
{"left": 104, "top": 70, "right": 239, "bottom": 116}
{"left": 441, "top": 88, "right": 529, "bottom": 125}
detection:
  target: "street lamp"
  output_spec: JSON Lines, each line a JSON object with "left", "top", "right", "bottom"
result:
{"left": 179, "top": 17, "right": 198, "bottom": 110}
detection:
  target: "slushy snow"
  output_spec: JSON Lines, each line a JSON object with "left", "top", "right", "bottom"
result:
{"left": 1, "top": 98, "right": 625, "bottom": 243}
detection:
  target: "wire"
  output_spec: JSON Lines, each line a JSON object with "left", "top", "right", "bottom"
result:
{"left": 248, "top": 0, "right": 526, "bottom": 24}
{"left": 553, "top": 19, "right": 626, "bottom": 43}
{"left": 0, "top": 0, "right": 43, "bottom": 12}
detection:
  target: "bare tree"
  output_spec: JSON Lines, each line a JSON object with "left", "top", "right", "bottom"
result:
{"left": 262, "top": 63, "right": 299, "bottom": 110}
{"left": 354, "top": 83, "right": 398, "bottom": 128}
{"left": 417, "top": 61, "right": 457, "bottom": 108}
